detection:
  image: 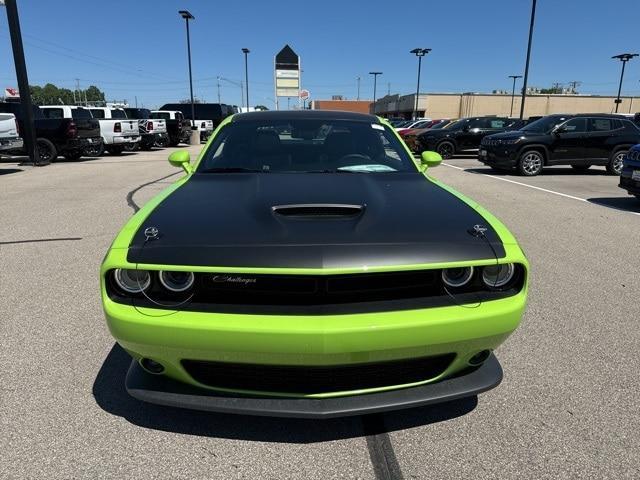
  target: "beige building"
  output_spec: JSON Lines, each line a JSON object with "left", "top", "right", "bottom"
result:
{"left": 374, "top": 93, "right": 640, "bottom": 119}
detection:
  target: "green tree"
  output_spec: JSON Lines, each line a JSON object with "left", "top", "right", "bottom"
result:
{"left": 85, "top": 85, "right": 105, "bottom": 102}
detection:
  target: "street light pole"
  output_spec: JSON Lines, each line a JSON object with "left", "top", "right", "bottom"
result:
{"left": 3, "top": 0, "right": 43, "bottom": 165}
{"left": 519, "top": 0, "right": 537, "bottom": 120}
{"left": 356, "top": 76, "right": 361, "bottom": 101}
{"left": 508, "top": 75, "right": 522, "bottom": 117}
{"left": 612, "top": 53, "right": 638, "bottom": 113}
{"left": 178, "top": 10, "right": 196, "bottom": 133}
{"left": 242, "top": 48, "right": 250, "bottom": 111}
{"left": 369, "top": 71, "right": 382, "bottom": 115}
{"left": 410, "top": 48, "right": 431, "bottom": 121}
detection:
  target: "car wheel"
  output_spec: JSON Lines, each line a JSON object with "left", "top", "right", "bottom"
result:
{"left": 571, "top": 165, "right": 591, "bottom": 172}
{"left": 436, "top": 141, "right": 455, "bottom": 159}
{"left": 155, "top": 136, "right": 170, "bottom": 148}
{"left": 84, "top": 143, "right": 105, "bottom": 157}
{"left": 36, "top": 138, "right": 57, "bottom": 163}
{"left": 607, "top": 150, "right": 626, "bottom": 175}
{"left": 517, "top": 150, "right": 544, "bottom": 176}
{"left": 63, "top": 150, "right": 83, "bottom": 161}
{"left": 107, "top": 146, "right": 125, "bottom": 156}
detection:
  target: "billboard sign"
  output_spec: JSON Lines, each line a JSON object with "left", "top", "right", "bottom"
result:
{"left": 274, "top": 45, "right": 300, "bottom": 98}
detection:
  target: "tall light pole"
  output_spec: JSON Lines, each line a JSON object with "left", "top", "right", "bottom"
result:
{"left": 369, "top": 71, "right": 382, "bottom": 115}
{"left": 242, "top": 48, "right": 250, "bottom": 111}
{"left": 612, "top": 53, "right": 638, "bottom": 113}
{"left": 519, "top": 0, "right": 537, "bottom": 119}
{"left": 356, "top": 76, "right": 361, "bottom": 101}
{"left": 2, "top": 0, "right": 43, "bottom": 165}
{"left": 508, "top": 75, "right": 522, "bottom": 117}
{"left": 178, "top": 10, "right": 196, "bottom": 133}
{"left": 410, "top": 48, "right": 431, "bottom": 120}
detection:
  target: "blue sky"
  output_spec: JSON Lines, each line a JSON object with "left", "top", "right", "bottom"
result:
{"left": 1, "top": 0, "right": 639, "bottom": 109}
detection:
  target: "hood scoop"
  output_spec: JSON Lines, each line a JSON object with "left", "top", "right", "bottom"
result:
{"left": 272, "top": 203, "right": 364, "bottom": 218}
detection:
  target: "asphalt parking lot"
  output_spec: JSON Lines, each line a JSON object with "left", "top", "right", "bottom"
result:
{"left": 1, "top": 148, "right": 639, "bottom": 479}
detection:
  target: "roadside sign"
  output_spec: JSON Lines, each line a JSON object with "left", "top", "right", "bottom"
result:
{"left": 4, "top": 87, "right": 19, "bottom": 98}
{"left": 274, "top": 45, "right": 300, "bottom": 98}
{"left": 299, "top": 89, "right": 310, "bottom": 100}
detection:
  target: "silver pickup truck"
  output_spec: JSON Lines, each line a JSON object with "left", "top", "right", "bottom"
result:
{"left": 0, "top": 113, "right": 24, "bottom": 153}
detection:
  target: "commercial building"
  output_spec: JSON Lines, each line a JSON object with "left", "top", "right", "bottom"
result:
{"left": 310, "top": 99, "right": 372, "bottom": 114}
{"left": 373, "top": 92, "right": 640, "bottom": 119}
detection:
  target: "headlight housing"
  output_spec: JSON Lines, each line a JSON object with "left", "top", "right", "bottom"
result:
{"left": 442, "top": 267, "right": 474, "bottom": 288}
{"left": 114, "top": 268, "right": 151, "bottom": 293}
{"left": 482, "top": 263, "right": 516, "bottom": 288}
{"left": 159, "top": 270, "right": 195, "bottom": 292}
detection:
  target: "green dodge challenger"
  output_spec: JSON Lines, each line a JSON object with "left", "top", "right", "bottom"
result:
{"left": 101, "top": 110, "right": 528, "bottom": 418}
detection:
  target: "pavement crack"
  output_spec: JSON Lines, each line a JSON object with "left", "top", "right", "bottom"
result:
{"left": 0, "top": 237, "right": 82, "bottom": 245}
{"left": 126, "top": 172, "right": 180, "bottom": 213}
{"left": 362, "top": 414, "right": 404, "bottom": 480}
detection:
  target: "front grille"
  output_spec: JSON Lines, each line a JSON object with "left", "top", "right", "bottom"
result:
{"left": 481, "top": 138, "right": 501, "bottom": 146}
{"left": 182, "top": 353, "right": 456, "bottom": 394}
{"left": 107, "top": 267, "right": 526, "bottom": 315}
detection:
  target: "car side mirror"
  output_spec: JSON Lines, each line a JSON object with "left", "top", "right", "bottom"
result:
{"left": 168, "top": 150, "right": 192, "bottom": 173}
{"left": 420, "top": 151, "right": 443, "bottom": 171}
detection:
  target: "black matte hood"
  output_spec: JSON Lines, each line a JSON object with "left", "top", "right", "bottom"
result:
{"left": 127, "top": 173, "right": 505, "bottom": 268}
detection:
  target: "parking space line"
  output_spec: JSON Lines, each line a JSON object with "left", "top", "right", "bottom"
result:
{"left": 442, "top": 162, "right": 640, "bottom": 216}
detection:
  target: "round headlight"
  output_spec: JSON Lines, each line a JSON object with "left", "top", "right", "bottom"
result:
{"left": 442, "top": 266, "right": 474, "bottom": 288}
{"left": 114, "top": 268, "right": 151, "bottom": 293}
{"left": 159, "top": 270, "right": 195, "bottom": 292}
{"left": 482, "top": 263, "right": 515, "bottom": 288}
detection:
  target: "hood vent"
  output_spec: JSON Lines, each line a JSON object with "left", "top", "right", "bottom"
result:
{"left": 272, "top": 204, "right": 364, "bottom": 218}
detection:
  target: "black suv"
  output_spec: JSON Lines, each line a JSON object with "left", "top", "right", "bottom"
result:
{"left": 416, "top": 116, "right": 519, "bottom": 158}
{"left": 479, "top": 114, "right": 640, "bottom": 176}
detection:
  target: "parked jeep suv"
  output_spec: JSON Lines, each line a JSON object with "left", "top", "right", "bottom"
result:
{"left": 416, "top": 116, "right": 519, "bottom": 158}
{"left": 479, "top": 114, "right": 640, "bottom": 176}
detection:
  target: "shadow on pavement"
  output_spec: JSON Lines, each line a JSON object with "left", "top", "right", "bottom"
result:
{"left": 0, "top": 168, "right": 23, "bottom": 175}
{"left": 587, "top": 197, "right": 640, "bottom": 214}
{"left": 93, "top": 343, "right": 477, "bottom": 443}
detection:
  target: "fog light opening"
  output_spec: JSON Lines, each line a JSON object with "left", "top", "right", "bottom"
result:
{"left": 140, "top": 358, "right": 165, "bottom": 375}
{"left": 468, "top": 350, "right": 491, "bottom": 366}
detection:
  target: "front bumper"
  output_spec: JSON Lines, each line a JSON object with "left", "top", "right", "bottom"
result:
{"left": 619, "top": 163, "right": 640, "bottom": 196}
{"left": 478, "top": 145, "right": 518, "bottom": 166}
{"left": 125, "top": 353, "right": 502, "bottom": 418}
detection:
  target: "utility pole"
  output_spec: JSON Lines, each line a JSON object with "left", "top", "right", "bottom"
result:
{"left": 242, "top": 48, "right": 250, "bottom": 111}
{"left": 216, "top": 76, "right": 221, "bottom": 104}
{"left": 387, "top": 82, "right": 390, "bottom": 96}
{"left": 519, "top": 0, "right": 537, "bottom": 119}
{"left": 369, "top": 71, "right": 382, "bottom": 115}
{"left": 3, "top": 0, "right": 43, "bottom": 165}
{"left": 567, "top": 80, "right": 581, "bottom": 94}
{"left": 356, "top": 76, "right": 360, "bottom": 101}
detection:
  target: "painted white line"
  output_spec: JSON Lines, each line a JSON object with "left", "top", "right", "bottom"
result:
{"left": 442, "top": 162, "right": 640, "bottom": 216}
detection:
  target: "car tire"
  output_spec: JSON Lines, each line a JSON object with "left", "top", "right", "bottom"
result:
{"left": 124, "top": 143, "right": 139, "bottom": 152}
{"left": 84, "top": 143, "right": 105, "bottom": 157}
{"left": 517, "top": 150, "right": 544, "bottom": 176}
{"left": 436, "top": 141, "right": 455, "bottom": 159}
{"left": 63, "top": 150, "right": 83, "bottom": 161}
{"left": 155, "top": 136, "right": 170, "bottom": 148}
{"left": 36, "top": 138, "right": 57, "bottom": 163}
{"left": 571, "top": 165, "right": 591, "bottom": 172}
{"left": 107, "top": 146, "right": 125, "bottom": 156}
{"left": 607, "top": 149, "right": 626, "bottom": 175}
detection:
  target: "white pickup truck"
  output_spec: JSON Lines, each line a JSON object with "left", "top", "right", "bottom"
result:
{"left": 0, "top": 113, "right": 23, "bottom": 153}
{"left": 40, "top": 106, "right": 140, "bottom": 156}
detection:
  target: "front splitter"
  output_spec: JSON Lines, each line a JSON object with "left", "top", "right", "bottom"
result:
{"left": 125, "top": 354, "right": 503, "bottom": 419}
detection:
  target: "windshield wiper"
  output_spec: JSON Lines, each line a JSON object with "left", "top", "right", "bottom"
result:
{"left": 200, "top": 167, "right": 267, "bottom": 173}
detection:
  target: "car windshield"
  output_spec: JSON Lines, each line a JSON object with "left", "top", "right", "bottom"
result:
{"left": 442, "top": 119, "right": 467, "bottom": 130}
{"left": 150, "top": 112, "right": 171, "bottom": 120}
{"left": 521, "top": 116, "right": 569, "bottom": 133}
{"left": 110, "top": 109, "right": 128, "bottom": 119}
{"left": 197, "top": 119, "right": 418, "bottom": 174}
{"left": 430, "top": 120, "right": 449, "bottom": 130}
